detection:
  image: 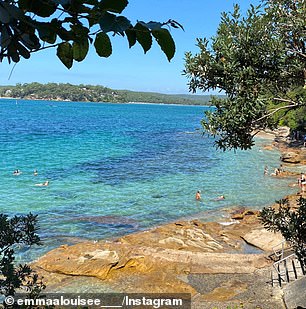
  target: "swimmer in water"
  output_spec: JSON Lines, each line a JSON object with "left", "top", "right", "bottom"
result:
{"left": 35, "top": 181, "right": 49, "bottom": 187}
{"left": 215, "top": 195, "right": 225, "bottom": 201}
{"left": 195, "top": 190, "right": 201, "bottom": 200}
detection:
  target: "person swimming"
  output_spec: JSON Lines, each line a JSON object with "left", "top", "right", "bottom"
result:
{"left": 13, "top": 169, "right": 22, "bottom": 176}
{"left": 33, "top": 169, "right": 38, "bottom": 176}
{"left": 271, "top": 168, "right": 280, "bottom": 176}
{"left": 215, "top": 195, "right": 225, "bottom": 201}
{"left": 35, "top": 181, "right": 49, "bottom": 187}
{"left": 195, "top": 190, "right": 201, "bottom": 200}
{"left": 264, "top": 165, "right": 268, "bottom": 176}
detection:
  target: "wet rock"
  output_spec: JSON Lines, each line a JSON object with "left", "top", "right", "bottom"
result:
{"left": 231, "top": 209, "right": 259, "bottom": 220}
{"left": 281, "top": 151, "right": 301, "bottom": 163}
{"left": 263, "top": 145, "right": 275, "bottom": 151}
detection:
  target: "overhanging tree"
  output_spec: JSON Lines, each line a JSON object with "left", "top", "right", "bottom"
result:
{"left": 260, "top": 197, "right": 306, "bottom": 266}
{"left": 184, "top": 0, "right": 306, "bottom": 265}
{"left": 184, "top": 0, "right": 306, "bottom": 150}
{"left": 0, "top": 0, "right": 183, "bottom": 68}
{"left": 0, "top": 213, "right": 45, "bottom": 306}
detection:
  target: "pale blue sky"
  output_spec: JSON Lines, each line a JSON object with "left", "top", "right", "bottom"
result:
{"left": 0, "top": 0, "right": 260, "bottom": 94}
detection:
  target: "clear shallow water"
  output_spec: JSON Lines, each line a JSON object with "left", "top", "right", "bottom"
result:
{"left": 0, "top": 99, "right": 296, "bottom": 261}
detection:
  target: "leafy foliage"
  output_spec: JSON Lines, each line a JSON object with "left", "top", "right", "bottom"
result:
{"left": 0, "top": 0, "right": 183, "bottom": 68}
{"left": 260, "top": 198, "right": 306, "bottom": 266}
{"left": 0, "top": 213, "right": 45, "bottom": 305}
{"left": 276, "top": 87, "right": 306, "bottom": 130}
{"left": 184, "top": 0, "right": 306, "bottom": 150}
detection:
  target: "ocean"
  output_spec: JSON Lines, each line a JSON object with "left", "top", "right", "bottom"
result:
{"left": 0, "top": 99, "right": 296, "bottom": 261}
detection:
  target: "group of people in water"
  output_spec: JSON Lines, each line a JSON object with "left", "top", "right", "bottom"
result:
{"left": 264, "top": 164, "right": 284, "bottom": 176}
{"left": 13, "top": 169, "right": 49, "bottom": 186}
{"left": 195, "top": 190, "right": 225, "bottom": 201}
{"left": 265, "top": 164, "right": 306, "bottom": 193}
{"left": 13, "top": 169, "right": 22, "bottom": 176}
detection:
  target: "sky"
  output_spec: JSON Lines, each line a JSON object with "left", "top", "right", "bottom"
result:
{"left": 0, "top": 0, "right": 260, "bottom": 94}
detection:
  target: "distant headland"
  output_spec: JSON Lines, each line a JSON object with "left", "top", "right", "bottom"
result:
{"left": 0, "top": 82, "right": 224, "bottom": 105}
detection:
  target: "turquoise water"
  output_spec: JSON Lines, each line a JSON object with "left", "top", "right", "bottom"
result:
{"left": 0, "top": 99, "right": 296, "bottom": 261}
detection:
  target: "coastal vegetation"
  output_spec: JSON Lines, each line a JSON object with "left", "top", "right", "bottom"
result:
{"left": 260, "top": 197, "right": 306, "bottom": 267}
{"left": 0, "top": 82, "right": 215, "bottom": 105}
{"left": 183, "top": 0, "right": 306, "bottom": 270}
{"left": 184, "top": 0, "right": 305, "bottom": 150}
{"left": 184, "top": 0, "right": 306, "bottom": 269}
{"left": 0, "top": 213, "right": 45, "bottom": 299}
{"left": 0, "top": 0, "right": 182, "bottom": 67}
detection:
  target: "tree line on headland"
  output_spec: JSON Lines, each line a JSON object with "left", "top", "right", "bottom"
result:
{"left": 0, "top": 82, "right": 217, "bottom": 105}
{"left": 0, "top": 83, "right": 305, "bottom": 132}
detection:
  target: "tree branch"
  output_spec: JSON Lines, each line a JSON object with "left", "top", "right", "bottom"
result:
{"left": 273, "top": 97, "right": 299, "bottom": 105}
{"left": 288, "top": 49, "right": 306, "bottom": 59}
{"left": 253, "top": 98, "right": 300, "bottom": 124}
{"left": 31, "top": 43, "right": 61, "bottom": 53}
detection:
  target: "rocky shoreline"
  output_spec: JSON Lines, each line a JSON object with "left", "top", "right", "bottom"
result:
{"left": 33, "top": 212, "right": 287, "bottom": 308}
{"left": 32, "top": 128, "right": 306, "bottom": 308}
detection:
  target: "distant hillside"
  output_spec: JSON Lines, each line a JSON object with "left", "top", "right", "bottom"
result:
{"left": 0, "top": 83, "right": 120, "bottom": 103}
{"left": 116, "top": 90, "right": 217, "bottom": 105}
{"left": 0, "top": 83, "right": 224, "bottom": 105}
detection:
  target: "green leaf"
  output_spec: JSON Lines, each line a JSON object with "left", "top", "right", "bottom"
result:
{"left": 57, "top": 42, "right": 73, "bottom": 69}
{"left": 73, "top": 39, "right": 89, "bottom": 61}
{"left": 2, "top": 2, "right": 23, "bottom": 19}
{"left": 8, "top": 43, "right": 20, "bottom": 63}
{"left": 169, "top": 19, "right": 184, "bottom": 31}
{"left": 37, "top": 22, "right": 57, "bottom": 44}
{"left": 0, "top": 26, "right": 11, "bottom": 49}
{"left": 99, "top": 12, "right": 116, "bottom": 32}
{"left": 94, "top": 32, "right": 112, "bottom": 58}
{"left": 17, "top": 42, "right": 30, "bottom": 59}
{"left": 114, "top": 16, "right": 131, "bottom": 35}
{"left": 54, "top": 0, "right": 71, "bottom": 6}
{"left": 152, "top": 28, "right": 175, "bottom": 61}
{"left": 134, "top": 22, "right": 152, "bottom": 53}
{"left": 99, "top": 0, "right": 128, "bottom": 13}
{"left": 99, "top": 12, "right": 131, "bottom": 34}
{"left": 125, "top": 28, "right": 136, "bottom": 48}
{"left": 18, "top": 0, "right": 57, "bottom": 17}
{"left": 138, "top": 21, "right": 163, "bottom": 31}
{"left": 0, "top": 4, "right": 11, "bottom": 23}
{"left": 20, "top": 33, "right": 40, "bottom": 50}
{"left": 57, "top": 28, "right": 74, "bottom": 41}
{"left": 71, "top": 24, "right": 89, "bottom": 37}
